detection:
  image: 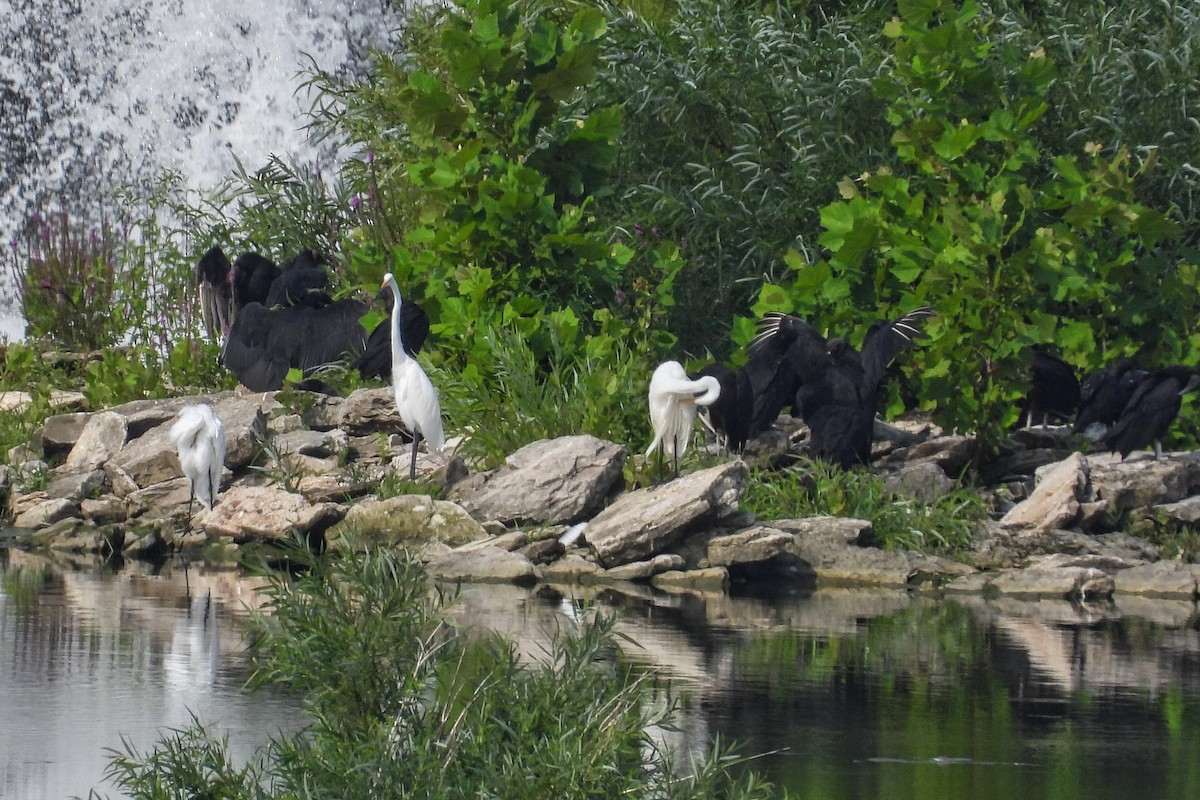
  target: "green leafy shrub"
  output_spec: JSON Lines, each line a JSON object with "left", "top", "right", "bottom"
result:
{"left": 95, "top": 545, "right": 781, "bottom": 799}
{"left": 751, "top": 0, "right": 1191, "bottom": 460}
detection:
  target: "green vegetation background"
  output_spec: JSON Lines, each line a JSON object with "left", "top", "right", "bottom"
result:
{"left": 5, "top": 0, "right": 1199, "bottom": 464}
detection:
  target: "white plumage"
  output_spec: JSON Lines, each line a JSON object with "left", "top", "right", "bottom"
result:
{"left": 383, "top": 272, "right": 444, "bottom": 479}
{"left": 168, "top": 403, "right": 225, "bottom": 511}
{"left": 645, "top": 360, "right": 722, "bottom": 469}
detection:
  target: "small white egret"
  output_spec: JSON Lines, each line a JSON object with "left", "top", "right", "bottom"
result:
{"left": 168, "top": 404, "right": 225, "bottom": 530}
{"left": 383, "top": 272, "right": 444, "bottom": 480}
{"left": 645, "top": 360, "right": 721, "bottom": 476}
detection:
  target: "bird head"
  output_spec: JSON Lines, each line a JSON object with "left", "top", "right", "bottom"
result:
{"left": 381, "top": 273, "right": 395, "bottom": 290}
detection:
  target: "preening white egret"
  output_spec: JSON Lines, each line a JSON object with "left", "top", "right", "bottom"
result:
{"left": 168, "top": 404, "right": 225, "bottom": 530}
{"left": 645, "top": 360, "right": 721, "bottom": 476}
{"left": 383, "top": 272, "right": 444, "bottom": 479}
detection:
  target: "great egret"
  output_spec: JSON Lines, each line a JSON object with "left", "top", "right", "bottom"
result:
{"left": 168, "top": 404, "right": 225, "bottom": 530}
{"left": 645, "top": 360, "right": 722, "bottom": 476}
{"left": 1102, "top": 365, "right": 1200, "bottom": 459}
{"left": 1072, "top": 357, "right": 1146, "bottom": 435}
{"left": 1020, "top": 346, "right": 1081, "bottom": 428}
{"left": 383, "top": 272, "right": 444, "bottom": 479}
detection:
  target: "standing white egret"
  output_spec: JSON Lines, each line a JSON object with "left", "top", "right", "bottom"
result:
{"left": 168, "top": 404, "right": 225, "bottom": 529}
{"left": 645, "top": 360, "right": 721, "bottom": 476}
{"left": 383, "top": 272, "right": 444, "bottom": 479}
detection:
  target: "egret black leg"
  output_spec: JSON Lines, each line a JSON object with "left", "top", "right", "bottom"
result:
{"left": 409, "top": 430, "right": 424, "bottom": 480}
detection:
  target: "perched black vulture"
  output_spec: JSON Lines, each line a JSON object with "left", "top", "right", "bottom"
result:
{"left": 796, "top": 382, "right": 873, "bottom": 469}
{"left": 195, "top": 246, "right": 233, "bottom": 340}
{"left": 1101, "top": 365, "right": 1200, "bottom": 459}
{"left": 348, "top": 290, "right": 431, "bottom": 381}
{"left": 1072, "top": 357, "right": 1146, "bottom": 434}
{"left": 691, "top": 363, "right": 754, "bottom": 453}
{"left": 231, "top": 252, "right": 281, "bottom": 310}
{"left": 220, "top": 300, "right": 372, "bottom": 392}
{"left": 748, "top": 306, "right": 935, "bottom": 469}
{"left": 1019, "top": 346, "right": 1080, "bottom": 427}
{"left": 744, "top": 313, "right": 829, "bottom": 435}
{"left": 264, "top": 250, "right": 333, "bottom": 309}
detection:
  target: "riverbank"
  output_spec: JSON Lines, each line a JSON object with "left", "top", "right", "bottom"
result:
{"left": 3, "top": 386, "right": 1199, "bottom": 605}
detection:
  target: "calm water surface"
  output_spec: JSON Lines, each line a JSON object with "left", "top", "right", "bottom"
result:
{"left": 3, "top": 546, "right": 1200, "bottom": 799}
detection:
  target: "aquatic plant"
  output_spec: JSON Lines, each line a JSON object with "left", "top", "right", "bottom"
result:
{"left": 93, "top": 544, "right": 782, "bottom": 799}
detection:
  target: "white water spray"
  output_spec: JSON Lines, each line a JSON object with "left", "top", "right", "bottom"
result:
{"left": 0, "top": 0, "right": 405, "bottom": 342}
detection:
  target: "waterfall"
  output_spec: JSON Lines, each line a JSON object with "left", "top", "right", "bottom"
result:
{"left": 0, "top": 0, "right": 405, "bottom": 342}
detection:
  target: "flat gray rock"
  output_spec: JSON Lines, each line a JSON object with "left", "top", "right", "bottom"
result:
{"left": 456, "top": 435, "right": 626, "bottom": 526}
{"left": 586, "top": 460, "right": 748, "bottom": 567}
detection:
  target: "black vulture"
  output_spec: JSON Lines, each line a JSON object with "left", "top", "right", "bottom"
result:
{"left": 347, "top": 288, "right": 431, "bottom": 381}
{"left": 748, "top": 307, "right": 935, "bottom": 469}
{"left": 744, "top": 313, "right": 829, "bottom": 435}
{"left": 232, "top": 252, "right": 282, "bottom": 309}
{"left": 195, "top": 246, "right": 233, "bottom": 340}
{"left": 1019, "top": 346, "right": 1080, "bottom": 427}
{"left": 691, "top": 363, "right": 754, "bottom": 453}
{"left": 264, "top": 250, "right": 333, "bottom": 309}
{"left": 1072, "top": 356, "right": 1146, "bottom": 434}
{"left": 220, "top": 300, "right": 372, "bottom": 392}
{"left": 796, "top": 381, "right": 874, "bottom": 469}
{"left": 1101, "top": 365, "right": 1200, "bottom": 459}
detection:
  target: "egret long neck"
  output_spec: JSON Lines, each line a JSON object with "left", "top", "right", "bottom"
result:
{"left": 389, "top": 282, "right": 411, "bottom": 369}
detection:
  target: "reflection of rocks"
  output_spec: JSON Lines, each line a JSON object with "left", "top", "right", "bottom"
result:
{"left": 8, "top": 391, "right": 1200, "bottom": 604}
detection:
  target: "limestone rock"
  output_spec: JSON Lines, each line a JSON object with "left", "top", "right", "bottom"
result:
{"left": 1111, "top": 562, "right": 1200, "bottom": 598}
{"left": 39, "top": 412, "right": 91, "bottom": 456}
{"left": 339, "top": 387, "right": 403, "bottom": 434}
{"left": 80, "top": 495, "right": 127, "bottom": 524}
{"left": 1000, "top": 452, "right": 1087, "bottom": 530}
{"left": 602, "top": 554, "right": 686, "bottom": 582}
{"left": 541, "top": 554, "right": 604, "bottom": 583}
{"left": 455, "top": 435, "right": 626, "bottom": 526}
{"left": 1088, "top": 452, "right": 1200, "bottom": 512}
{"left": 518, "top": 537, "right": 565, "bottom": 565}
{"left": 274, "top": 428, "right": 348, "bottom": 458}
{"left": 1152, "top": 495, "right": 1200, "bottom": 526}
{"left": 14, "top": 497, "right": 77, "bottom": 530}
{"left": 586, "top": 460, "right": 749, "bottom": 567}
{"left": 651, "top": 567, "right": 730, "bottom": 594}
{"left": 774, "top": 516, "right": 974, "bottom": 588}
{"left": 199, "top": 485, "right": 343, "bottom": 543}
{"left": 45, "top": 466, "right": 105, "bottom": 503}
{"left": 882, "top": 461, "right": 956, "bottom": 502}
{"left": 65, "top": 411, "right": 128, "bottom": 471}
{"left": 330, "top": 494, "right": 488, "bottom": 549}
{"left": 986, "top": 566, "right": 1115, "bottom": 599}
{"left": 297, "top": 467, "right": 386, "bottom": 503}
{"left": 425, "top": 545, "right": 539, "bottom": 585}
{"left": 706, "top": 526, "right": 795, "bottom": 568}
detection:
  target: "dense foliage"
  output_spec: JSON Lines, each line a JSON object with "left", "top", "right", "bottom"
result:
{"left": 93, "top": 545, "right": 781, "bottom": 799}
{"left": 5, "top": 0, "right": 1200, "bottom": 464}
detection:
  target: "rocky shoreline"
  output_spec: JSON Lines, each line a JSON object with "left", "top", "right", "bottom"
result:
{"left": 2, "top": 386, "right": 1199, "bottom": 603}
